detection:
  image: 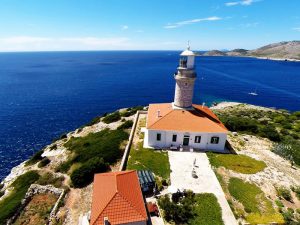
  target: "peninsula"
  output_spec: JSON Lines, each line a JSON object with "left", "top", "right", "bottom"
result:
{"left": 203, "top": 41, "right": 300, "bottom": 61}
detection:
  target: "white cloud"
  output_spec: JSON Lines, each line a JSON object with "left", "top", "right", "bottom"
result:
{"left": 292, "top": 27, "right": 300, "bottom": 31}
{"left": 164, "top": 16, "right": 222, "bottom": 29}
{"left": 121, "top": 25, "right": 129, "bottom": 30}
{"left": 225, "top": 0, "right": 260, "bottom": 6}
{"left": 0, "top": 36, "right": 52, "bottom": 44}
{"left": 0, "top": 36, "right": 130, "bottom": 51}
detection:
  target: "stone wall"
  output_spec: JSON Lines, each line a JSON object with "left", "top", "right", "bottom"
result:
{"left": 7, "top": 184, "right": 65, "bottom": 225}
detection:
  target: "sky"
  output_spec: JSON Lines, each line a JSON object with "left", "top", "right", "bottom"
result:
{"left": 0, "top": 0, "right": 299, "bottom": 51}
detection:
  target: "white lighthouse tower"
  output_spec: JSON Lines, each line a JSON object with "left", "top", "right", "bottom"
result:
{"left": 173, "top": 44, "right": 197, "bottom": 109}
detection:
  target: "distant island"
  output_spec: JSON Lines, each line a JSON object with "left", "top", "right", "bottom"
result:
{"left": 202, "top": 41, "right": 300, "bottom": 61}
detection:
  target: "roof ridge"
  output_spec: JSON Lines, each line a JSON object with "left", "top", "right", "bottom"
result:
{"left": 118, "top": 191, "right": 147, "bottom": 220}
{"left": 148, "top": 108, "right": 174, "bottom": 129}
{"left": 193, "top": 105, "right": 227, "bottom": 131}
{"left": 91, "top": 191, "right": 118, "bottom": 225}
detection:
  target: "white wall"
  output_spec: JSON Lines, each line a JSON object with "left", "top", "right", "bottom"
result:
{"left": 144, "top": 129, "right": 227, "bottom": 152}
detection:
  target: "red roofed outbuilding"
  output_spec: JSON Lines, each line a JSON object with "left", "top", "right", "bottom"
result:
{"left": 90, "top": 171, "right": 148, "bottom": 225}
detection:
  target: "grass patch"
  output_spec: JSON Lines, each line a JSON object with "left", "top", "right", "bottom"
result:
{"left": 207, "top": 152, "right": 267, "bottom": 174}
{"left": 127, "top": 142, "right": 170, "bottom": 180}
{"left": 0, "top": 171, "right": 40, "bottom": 224}
{"left": 190, "top": 193, "right": 223, "bottom": 225}
{"left": 158, "top": 191, "right": 223, "bottom": 225}
{"left": 228, "top": 177, "right": 284, "bottom": 224}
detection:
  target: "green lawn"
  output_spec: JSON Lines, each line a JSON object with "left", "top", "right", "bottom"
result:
{"left": 0, "top": 171, "right": 40, "bottom": 224}
{"left": 228, "top": 177, "right": 284, "bottom": 224}
{"left": 190, "top": 193, "right": 224, "bottom": 225}
{"left": 207, "top": 152, "right": 267, "bottom": 174}
{"left": 127, "top": 142, "right": 170, "bottom": 180}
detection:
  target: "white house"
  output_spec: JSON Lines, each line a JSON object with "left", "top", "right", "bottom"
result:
{"left": 143, "top": 45, "right": 228, "bottom": 152}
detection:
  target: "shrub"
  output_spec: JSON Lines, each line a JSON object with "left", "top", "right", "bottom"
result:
{"left": 37, "top": 172, "right": 64, "bottom": 188}
{"left": 65, "top": 129, "right": 129, "bottom": 164}
{"left": 25, "top": 149, "right": 44, "bottom": 166}
{"left": 102, "top": 112, "right": 121, "bottom": 124}
{"left": 50, "top": 144, "right": 57, "bottom": 150}
{"left": 275, "top": 199, "right": 284, "bottom": 208}
{"left": 274, "top": 115, "right": 286, "bottom": 123}
{"left": 258, "top": 125, "right": 281, "bottom": 142}
{"left": 220, "top": 116, "right": 258, "bottom": 133}
{"left": 291, "top": 186, "right": 300, "bottom": 200}
{"left": 71, "top": 157, "right": 108, "bottom": 188}
{"left": 273, "top": 139, "right": 300, "bottom": 165}
{"left": 117, "top": 120, "right": 133, "bottom": 130}
{"left": 55, "top": 160, "right": 73, "bottom": 173}
{"left": 276, "top": 186, "right": 292, "bottom": 201}
{"left": 0, "top": 191, "right": 4, "bottom": 198}
{"left": 121, "top": 106, "right": 144, "bottom": 117}
{"left": 0, "top": 183, "right": 3, "bottom": 190}
{"left": 85, "top": 116, "right": 102, "bottom": 126}
{"left": 38, "top": 157, "right": 51, "bottom": 168}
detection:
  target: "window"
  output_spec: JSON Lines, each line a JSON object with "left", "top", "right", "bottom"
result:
{"left": 172, "top": 134, "right": 177, "bottom": 142}
{"left": 194, "top": 136, "right": 201, "bottom": 143}
{"left": 211, "top": 137, "right": 219, "bottom": 144}
{"left": 157, "top": 133, "right": 161, "bottom": 141}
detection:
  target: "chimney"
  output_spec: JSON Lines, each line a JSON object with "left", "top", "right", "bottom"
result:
{"left": 202, "top": 102, "right": 205, "bottom": 108}
{"left": 104, "top": 217, "right": 110, "bottom": 225}
{"left": 157, "top": 110, "right": 161, "bottom": 118}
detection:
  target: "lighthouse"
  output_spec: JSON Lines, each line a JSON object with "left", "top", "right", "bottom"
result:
{"left": 173, "top": 44, "right": 197, "bottom": 109}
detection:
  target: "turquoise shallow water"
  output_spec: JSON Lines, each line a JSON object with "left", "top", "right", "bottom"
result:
{"left": 0, "top": 51, "right": 299, "bottom": 180}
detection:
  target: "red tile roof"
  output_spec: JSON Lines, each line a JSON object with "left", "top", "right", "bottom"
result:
{"left": 90, "top": 171, "right": 148, "bottom": 225}
{"left": 147, "top": 103, "right": 228, "bottom": 133}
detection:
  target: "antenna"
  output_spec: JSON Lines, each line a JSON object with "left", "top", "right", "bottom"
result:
{"left": 187, "top": 40, "right": 190, "bottom": 50}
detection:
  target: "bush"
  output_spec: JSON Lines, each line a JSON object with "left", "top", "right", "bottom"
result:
{"left": 38, "top": 157, "right": 51, "bottom": 168}
{"left": 273, "top": 139, "right": 300, "bottom": 165}
{"left": 121, "top": 106, "right": 144, "bottom": 117}
{"left": 65, "top": 129, "right": 129, "bottom": 164}
{"left": 102, "top": 112, "right": 121, "bottom": 124}
{"left": 277, "top": 186, "right": 292, "bottom": 201}
{"left": 0, "top": 191, "right": 4, "bottom": 198}
{"left": 220, "top": 116, "right": 258, "bottom": 133}
{"left": 291, "top": 186, "right": 300, "bottom": 200}
{"left": 275, "top": 199, "right": 284, "bottom": 208}
{"left": 117, "top": 120, "right": 133, "bottom": 130}
{"left": 0, "top": 171, "right": 40, "bottom": 224}
{"left": 25, "top": 149, "right": 44, "bottom": 166}
{"left": 70, "top": 157, "right": 108, "bottom": 188}
{"left": 50, "top": 144, "right": 57, "bottom": 150}
{"left": 37, "top": 172, "right": 64, "bottom": 188}
{"left": 0, "top": 183, "right": 3, "bottom": 190}
{"left": 258, "top": 125, "right": 281, "bottom": 142}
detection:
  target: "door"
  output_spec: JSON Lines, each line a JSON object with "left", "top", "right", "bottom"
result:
{"left": 183, "top": 136, "right": 189, "bottom": 146}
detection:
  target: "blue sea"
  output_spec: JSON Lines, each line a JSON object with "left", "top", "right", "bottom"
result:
{"left": 0, "top": 51, "right": 300, "bottom": 180}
